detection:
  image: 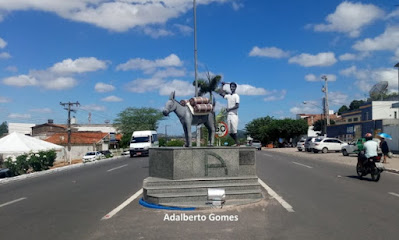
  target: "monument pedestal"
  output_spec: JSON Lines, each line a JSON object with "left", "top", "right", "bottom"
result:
{"left": 142, "top": 147, "right": 263, "bottom": 208}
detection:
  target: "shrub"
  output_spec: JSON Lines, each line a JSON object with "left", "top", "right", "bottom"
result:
{"left": 3, "top": 150, "right": 57, "bottom": 176}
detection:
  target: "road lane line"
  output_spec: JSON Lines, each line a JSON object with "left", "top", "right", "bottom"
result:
{"left": 258, "top": 178, "right": 295, "bottom": 213}
{"left": 101, "top": 189, "right": 143, "bottom": 220}
{"left": 0, "top": 197, "right": 26, "bottom": 208}
{"left": 292, "top": 162, "right": 313, "bottom": 169}
{"left": 388, "top": 192, "right": 399, "bottom": 198}
{"left": 107, "top": 164, "right": 128, "bottom": 172}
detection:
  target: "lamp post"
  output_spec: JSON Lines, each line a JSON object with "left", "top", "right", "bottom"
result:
{"left": 194, "top": 0, "right": 200, "bottom": 147}
{"left": 303, "top": 101, "right": 326, "bottom": 136}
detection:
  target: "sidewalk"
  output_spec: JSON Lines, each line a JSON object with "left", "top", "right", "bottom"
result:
{"left": 263, "top": 147, "right": 399, "bottom": 174}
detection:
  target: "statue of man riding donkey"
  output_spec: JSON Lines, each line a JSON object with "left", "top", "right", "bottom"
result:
{"left": 162, "top": 75, "right": 240, "bottom": 147}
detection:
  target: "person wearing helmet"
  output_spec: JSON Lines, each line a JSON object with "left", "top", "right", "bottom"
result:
{"left": 359, "top": 133, "right": 379, "bottom": 167}
{"left": 218, "top": 81, "right": 240, "bottom": 146}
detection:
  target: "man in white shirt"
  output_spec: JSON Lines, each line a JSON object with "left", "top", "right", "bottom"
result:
{"left": 218, "top": 82, "right": 240, "bottom": 146}
{"left": 364, "top": 133, "right": 378, "bottom": 159}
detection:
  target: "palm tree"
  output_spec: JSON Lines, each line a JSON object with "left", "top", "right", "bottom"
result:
{"left": 193, "top": 72, "right": 222, "bottom": 101}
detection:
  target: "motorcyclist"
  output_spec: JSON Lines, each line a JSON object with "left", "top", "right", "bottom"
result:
{"left": 360, "top": 133, "right": 378, "bottom": 167}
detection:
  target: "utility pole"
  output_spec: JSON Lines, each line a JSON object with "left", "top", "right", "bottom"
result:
{"left": 60, "top": 101, "right": 80, "bottom": 164}
{"left": 194, "top": 0, "right": 201, "bottom": 147}
{"left": 321, "top": 75, "right": 330, "bottom": 126}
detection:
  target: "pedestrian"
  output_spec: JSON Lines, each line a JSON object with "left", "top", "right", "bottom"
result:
{"left": 380, "top": 137, "right": 390, "bottom": 163}
{"left": 217, "top": 82, "right": 240, "bottom": 146}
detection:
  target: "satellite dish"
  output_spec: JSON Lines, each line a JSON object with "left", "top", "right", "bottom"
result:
{"left": 369, "top": 81, "right": 388, "bottom": 100}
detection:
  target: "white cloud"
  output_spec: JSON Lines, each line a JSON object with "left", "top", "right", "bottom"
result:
{"left": 95, "top": 82, "right": 115, "bottom": 93}
{"left": 305, "top": 74, "right": 317, "bottom": 82}
{"left": 50, "top": 57, "right": 108, "bottom": 74}
{"left": 0, "top": 1, "right": 230, "bottom": 32}
{"left": 5, "top": 66, "right": 17, "bottom": 72}
{"left": 290, "top": 103, "right": 322, "bottom": 115}
{"left": 232, "top": 2, "right": 244, "bottom": 11}
{"left": 339, "top": 66, "right": 398, "bottom": 93}
{"left": 126, "top": 78, "right": 165, "bottom": 93}
{"left": 264, "top": 90, "right": 287, "bottom": 101}
{"left": 353, "top": 26, "right": 399, "bottom": 51}
{"left": 8, "top": 113, "right": 31, "bottom": 119}
{"left": 143, "top": 27, "right": 173, "bottom": 38}
{"left": 2, "top": 75, "right": 38, "bottom": 87}
{"left": 0, "top": 96, "right": 11, "bottom": 103}
{"left": 339, "top": 53, "right": 356, "bottom": 61}
{"left": 45, "top": 77, "right": 78, "bottom": 90}
{"left": 159, "top": 79, "right": 194, "bottom": 97}
{"left": 249, "top": 46, "right": 289, "bottom": 58}
{"left": 0, "top": 37, "right": 6, "bottom": 48}
{"left": 231, "top": 84, "right": 267, "bottom": 95}
{"left": 289, "top": 52, "right": 337, "bottom": 67}
{"left": 153, "top": 68, "right": 186, "bottom": 79}
{"left": 313, "top": 1, "right": 383, "bottom": 38}
{"left": 80, "top": 104, "right": 106, "bottom": 112}
{"left": 0, "top": 52, "right": 11, "bottom": 59}
{"left": 329, "top": 91, "right": 349, "bottom": 106}
{"left": 101, "top": 95, "right": 123, "bottom": 102}
{"left": 116, "top": 54, "right": 183, "bottom": 73}
{"left": 174, "top": 24, "right": 193, "bottom": 36}
{"left": 29, "top": 108, "right": 52, "bottom": 113}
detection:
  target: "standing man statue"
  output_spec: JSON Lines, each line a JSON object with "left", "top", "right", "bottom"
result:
{"left": 218, "top": 82, "right": 240, "bottom": 146}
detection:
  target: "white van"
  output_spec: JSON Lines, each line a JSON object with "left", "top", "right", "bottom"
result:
{"left": 129, "top": 130, "right": 158, "bottom": 157}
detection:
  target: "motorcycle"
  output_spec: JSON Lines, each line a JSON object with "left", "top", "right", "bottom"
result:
{"left": 356, "top": 152, "right": 384, "bottom": 182}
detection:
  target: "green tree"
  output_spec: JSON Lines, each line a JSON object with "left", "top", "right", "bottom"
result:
{"left": 245, "top": 116, "right": 274, "bottom": 143}
{"left": 193, "top": 74, "right": 222, "bottom": 100}
{"left": 113, "top": 107, "right": 165, "bottom": 148}
{"left": 313, "top": 119, "right": 336, "bottom": 131}
{"left": 0, "top": 121, "right": 8, "bottom": 137}
{"left": 349, "top": 100, "right": 365, "bottom": 110}
{"left": 337, "top": 105, "right": 349, "bottom": 115}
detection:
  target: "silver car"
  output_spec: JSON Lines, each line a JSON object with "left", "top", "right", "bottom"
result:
{"left": 297, "top": 139, "right": 306, "bottom": 151}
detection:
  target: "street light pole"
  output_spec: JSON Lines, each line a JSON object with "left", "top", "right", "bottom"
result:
{"left": 321, "top": 75, "right": 330, "bottom": 126}
{"left": 194, "top": 0, "right": 200, "bottom": 147}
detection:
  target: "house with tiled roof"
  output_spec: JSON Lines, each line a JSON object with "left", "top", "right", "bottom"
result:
{"left": 45, "top": 132, "right": 110, "bottom": 160}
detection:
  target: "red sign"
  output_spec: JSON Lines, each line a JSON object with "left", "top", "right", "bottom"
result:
{"left": 216, "top": 122, "right": 228, "bottom": 138}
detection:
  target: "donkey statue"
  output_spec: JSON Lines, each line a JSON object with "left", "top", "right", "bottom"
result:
{"left": 162, "top": 91, "right": 215, "bottom": 147}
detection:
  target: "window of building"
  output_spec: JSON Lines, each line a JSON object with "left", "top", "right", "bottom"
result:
{"left": 395, "top": 111, "right": 397, "bottom": 119}
{"left": 348, "top": 119, "right": 352, "bottom": 122}
{"left": 353, "top": 117, "right": 358, "bottom": 122}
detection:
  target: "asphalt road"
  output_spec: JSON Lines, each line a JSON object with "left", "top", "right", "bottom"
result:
{"left": 1, "top": 150, "right": 399, "bottom": 240}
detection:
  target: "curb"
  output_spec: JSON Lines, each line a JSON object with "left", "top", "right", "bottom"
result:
{"left": 0, "top": 156, "right": 125, "bottom": 186}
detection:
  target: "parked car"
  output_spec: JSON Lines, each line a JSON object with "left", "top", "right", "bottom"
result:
{"left": 121, "top": 150, "right": 130, "bottom": 156}
{"left": 304, "top": 136, "right": 324, "bottom": 152}
{"left": 100, "top": 150, "right": 113, "bottom": 158}
{"left": 341, "top": 138, "right": 365, "bottom": 156}
{"left": 82, "top": 151, "right": 105, "bottom": 162}
{"left": 0, "top": 168, "right": 12, "bottom": 178}
{"left": 251, "top": 140, "right": 262, "bottom": 150}
{"left": 312, "top": 138, "right": 348, "bottom": 153}
{"left": 296, "top": 139, "right": 306, "bottom": 151}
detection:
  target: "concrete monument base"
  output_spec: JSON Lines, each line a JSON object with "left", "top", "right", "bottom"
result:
{"left": 142, "top": 147, "right": 263, "bottom": 208}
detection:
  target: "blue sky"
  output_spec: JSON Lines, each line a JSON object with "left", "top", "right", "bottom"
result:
{"left": 1, "top": 0, "right": 399, "bottom": 135}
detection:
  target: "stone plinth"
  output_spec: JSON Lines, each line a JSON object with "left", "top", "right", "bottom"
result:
{"left": 149, "top": 147, "right": 256, "bottom": 180}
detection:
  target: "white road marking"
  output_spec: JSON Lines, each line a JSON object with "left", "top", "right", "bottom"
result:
{"left": 388, "top": 192, "right": 399, "bottom": 198}
{"left": 107, "top": 164, "right": 128, "bottom": 172}
{"left": 292, "top": 162, "right": 313, "bottom": 169}
{"left": 258, "top": 178, "right": 295, "bottom": 213}
{"left": 101, "top": 188, "right": 143, "bottom": 220}
{"left": 0, "top": 197, "right": 26, "bottom": 208}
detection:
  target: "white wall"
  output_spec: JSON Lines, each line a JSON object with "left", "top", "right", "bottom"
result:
{"left": 372, "top": 101, "right": 399, "bottom": 120}
{"left": 8, "top": 123, "right": 35, "bottom": 135}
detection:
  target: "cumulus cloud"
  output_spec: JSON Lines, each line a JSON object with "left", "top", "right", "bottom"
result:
{"left": 339, "top": 53, "right": 356, "bottom": 61}
{"left": 2, "top": 57, "right": 107, "bottom": 90}
{"left": 80, "top": 104, "right": 106, "bottom": 112}
{"left": 305, "top": 74, "right": 317, "bottom": 82}
{"left": 116, "top": 54, "right": 183, "bottom": 73}
{"left": 126, "top": 78, "right": 165, "bottom": 93}
{"left": 101, "top": 95, "right": 123, "bottom": 102}
{"left": 0, "top": 96, "right": 11, "bottom": 103}
{"left": 312, "top": 1, "right": 384, "bottom": 37}
{"left": 329, "top": 91, "right": 349, "bottom": 106}
{"left": 290, "top": 101, "right": 322, "bottom": 115}
{"left": 50, "top": 57, "right": 108, "bottom": 74}
{"left": 339, "top": 66, "right": 397, "bottom": 93}
{"left": 8, "top": 113, "right": 31, "bottom": 119}
{"left": 0, "top": 52, "right": 11, "bottom": 59}
{"left": 158, "top": 79, "right": 195, "bottom": 96}
{"left": 142, "top": 27, "right": 174, "bottom": 38}
{"left": 289, "top": 52, "right": 337, "bottom": 67}
{"left": 2, "top": 75, "right": 38, "bottom": 87}
{"left": 234, "top": 84, "right": 268, "bottom": 95}
{"left": 0, "top": 0, "right": 230, "bottom": 33}
{"left": 153, "top": 68, "right": 186, "bottom": 79}
{"left": 232, "top": 2, "right": 244, "bottom": 11}
{"left": 95, "top": 82, "right": 116, "bottom": 93}
{"left": 0, "top": 37, "right": 6, "bottom": 48}
{"left": 249, "top": 46, "right": 289, "bottom": 58}
{"left": 353, "top": 26, "right": 399, "bottom": 51}
{"left": 174, "top": 24, "right": 193, "bottom": 36}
